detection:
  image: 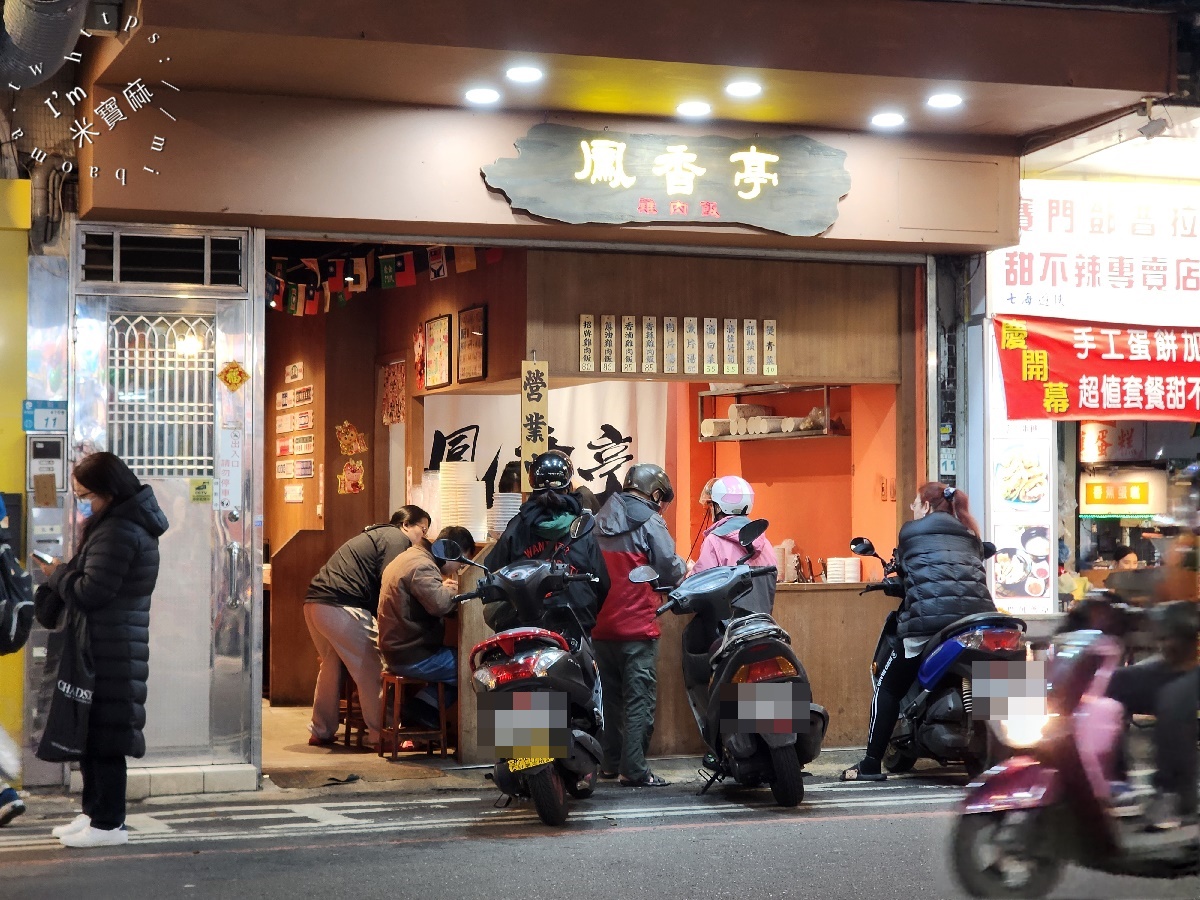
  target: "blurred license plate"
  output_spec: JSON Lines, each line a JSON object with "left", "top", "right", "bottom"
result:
{"left": 507, "top": 757, "right": 554, "bottom": 772}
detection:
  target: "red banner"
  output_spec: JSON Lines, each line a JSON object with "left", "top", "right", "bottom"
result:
{"left": 994, "top": 314, "right": 1200, "bottom": 421}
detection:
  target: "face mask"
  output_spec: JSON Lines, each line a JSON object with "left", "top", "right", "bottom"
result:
{"left": 77, "top": 497, "right": 94, "bottom": 519}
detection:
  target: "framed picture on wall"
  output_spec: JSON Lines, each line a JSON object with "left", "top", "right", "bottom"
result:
{"left": 457, "top": 304, "right": 488, "bottom": 383}
{"left": 424, "top": 314, "right": 452, "bottom": 389}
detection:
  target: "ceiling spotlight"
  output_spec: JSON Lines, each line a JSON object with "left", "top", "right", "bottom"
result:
{"left": 465, "top": 87, "right": 500, "bottom": 105}
{"left": 725, "top": 81, "right": 762, "bottom": 98}
{"left": 871, "top": 111, "right": 905, "bottom": 128}
{"left": 506, "top": 66, "right": 543, "bottom": 83}
{"left": 677, "top": 100, "right": 712, "bottom": 117}
{"left": 927, "top": 93, "right": 963, "bottom": 110}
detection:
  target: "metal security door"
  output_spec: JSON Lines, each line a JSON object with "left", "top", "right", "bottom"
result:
{"left": 70, "top": 225, "right": 262, "bottom": 770}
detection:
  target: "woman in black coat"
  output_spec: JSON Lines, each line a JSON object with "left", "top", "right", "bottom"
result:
{"left": 35, "top": 452, "right": 168, "bottom": 847}
{"left": 841, "top": 483, "right": 994, "bottom": 781}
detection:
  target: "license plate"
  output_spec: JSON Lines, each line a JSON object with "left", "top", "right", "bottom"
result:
{"left": 507, "top": 756, "right": 554, "bottom": 773}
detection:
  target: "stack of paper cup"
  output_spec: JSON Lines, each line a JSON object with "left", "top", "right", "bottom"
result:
{"left": 438, "top": 461, "right": 485, "bottom": 543}
{"left": 825, "top": 558, "right": 846, "bottom": 583}
{"left": 843, "top": 557, "right": 862, "bottom": 583}
{"left": 488, "top": 493, "right": 523, "bottom": 540}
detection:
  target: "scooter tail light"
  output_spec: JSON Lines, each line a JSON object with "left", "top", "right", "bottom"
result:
{"left": 472, "top": 650, "right": 565, "bottom": 692}
{"left": 732, "top": 657, "right": 798, "bottom": 684}
{"left": 959, "top": 628, "right": 1023, "bottom": 653}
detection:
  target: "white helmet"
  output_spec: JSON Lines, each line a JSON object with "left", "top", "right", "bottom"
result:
{"left": 708, "top": 475, "right": 754, "bottom": 517}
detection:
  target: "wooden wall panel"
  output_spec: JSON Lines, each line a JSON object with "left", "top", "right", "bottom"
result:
{"left": 527, "top": 251, "right": 904, "bottom": 385}
{"left": 267, "top": 530, "right": 325, "bottom": 705}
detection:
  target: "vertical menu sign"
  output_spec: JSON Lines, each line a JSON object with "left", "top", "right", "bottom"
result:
{"left": 520, "top": 360, "right": 550, "bottom": 492}
{"left": 218, "top": 428, "right": 244, "bottom": 512}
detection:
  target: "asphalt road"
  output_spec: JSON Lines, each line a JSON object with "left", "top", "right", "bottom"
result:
{"left": 1, "top": 769, "right": 1197, "bottom": 900}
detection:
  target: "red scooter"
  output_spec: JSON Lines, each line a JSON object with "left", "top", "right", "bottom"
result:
{"left": 951, "top": 630, "right": 1198, "bottom": 898}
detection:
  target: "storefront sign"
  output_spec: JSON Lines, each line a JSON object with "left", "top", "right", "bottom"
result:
{"left": 994, "top": 314, "right": 1200, "bottom": 421}
{"left": 986, "top": 180, "right": 1200, "bottom": 326}
{"left": 1078, "top": 469, "right": 1167, "bottom": 518}
{"left": 989, "top": 418, "right": 1056, "bottom": 616}
{"left": 482, "top": 123, "right": 850, "bottom": 237}
{"left": 520, "top": 360, "right": 550, "bottom": 491}
{"left": 1079, "top": 421, "right": 1146, "bottom": 463}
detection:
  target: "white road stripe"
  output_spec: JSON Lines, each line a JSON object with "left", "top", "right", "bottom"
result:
{"left": 0, "top": 792, "right": 956, "bottom": 854}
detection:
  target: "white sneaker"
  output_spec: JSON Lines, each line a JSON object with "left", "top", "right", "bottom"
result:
{"left": 51, "top": 814, "right": 91, "bottom": 838}
{"left": 59, "top": 825, "right": 128, "bottom": 848}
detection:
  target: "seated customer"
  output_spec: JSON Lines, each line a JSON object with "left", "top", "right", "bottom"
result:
{"left": 378, "top": 526, "right": 477, "bottom": 728}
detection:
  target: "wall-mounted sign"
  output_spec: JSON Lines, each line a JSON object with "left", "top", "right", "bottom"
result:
{"left": 284, "top": 484, "right": 305, "bottom": 503}
{"left": 189, "top": 478, "right": 213, "bottom": 504}
{"left": 994, "top": 314, "right": 1200, "bottom": 421}
{"left": 276, "top": 413, "right": 295, "bottom": 434}
{"left": 1079, "top": 468, "right": 1167, "bottom": 518}
{"left": 275, "top": 390, "right": 292, "bottom": 410}
{"left": 986, "top": 180, "right": 1200, "bottom": 326}
{"left": 482, "top": 123, "right": 850, "bottom": 237}
{"left": 683, "top": 317, "right": 700, "bottom": 375}
{"left": 763, "top": 320, "right": 778, "bottom": 377}
{"left": 292, "top": 385, "right": 314, "bottom": 406}
{"left": 284, "top": 362, "right": 304, "bottom": 383}
{"left": 296, "top": 410, "right": 314, "bottom": 430}
{"left": 600, "top": 315, "right": 616, "bottom": 373}
{"left": 579, "top": 314, "right": 596, "bottom": 373}
{"left": 1079, "top": 421, "right": 1147, "bottom": 463}
{"left": 293, "top": 434, "right": 315, "bottom": 455}
{"left": 621, "top": 316, "right": 637, "bottom": 373}
{"left": 276, "top": 436, "right": 293, "bottom": 457}
{"left": 294, "top": 458, "right": 315, "bottom": 478}
{"left": 703, "top": 318, "right": 719, "bottom": 375}
{"left": 22, "top": 399, "right": 67, "bottom": 433}
{"left": 663, "top": 317, "right": 679, "bottom": 375}
{"left": 275, "top": 461, "right": 294, "bottom": 479}
{"left": 520, "top": 360, "right": 550, "bottom": 491}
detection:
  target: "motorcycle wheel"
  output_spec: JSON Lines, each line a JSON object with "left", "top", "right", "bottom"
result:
{"left": 566, "top": 768, "right": 596, "bottom": 799}
{"left": 951, "top": 812, "right": 1063, "bottom": 899}
{"left": 883, "top": 743, "right": 917, "bottom": 774}
{"left": 768, "top": 746, "right": 804, "bottom": 807}
{"left": 529, "top": 766, "right": 570, "bottom": 827}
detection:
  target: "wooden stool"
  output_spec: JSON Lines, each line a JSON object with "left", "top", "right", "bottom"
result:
{"left": 337, "top": 663, "right": 368, "bottom": 748}
{"left": 380, "top": 671, "right": 451, "bottom": 760}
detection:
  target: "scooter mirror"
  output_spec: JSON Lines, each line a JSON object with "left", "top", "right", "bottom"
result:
{"left": 737, "top": 519, "right": 769, "bottom": 548}
{"left": 568, "top": 513, "right": 595, "bottom": 540}
{"left": 628, "top": 564, "right": 660, "bottom": 584}
{"left": 850, "top": 537, "right": 876, "bottom": 557}
{"left": 431, "top": 539, "right": 464, "bottom": 563}
{"left": 981, "top": 541, "right": 998, "bottom": 561}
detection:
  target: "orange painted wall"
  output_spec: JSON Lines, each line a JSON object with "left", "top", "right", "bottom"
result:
{"left": 669, "top": 383, "right": 897, "bottom": 572}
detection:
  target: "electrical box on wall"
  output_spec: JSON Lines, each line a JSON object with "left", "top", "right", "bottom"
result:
{"left": 26, "top": 435, "right": 66, "bottom": 493}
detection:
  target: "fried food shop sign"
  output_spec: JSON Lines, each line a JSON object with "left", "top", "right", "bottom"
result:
{"left": 482, "top": 123, "right": 851, "bottom": 237}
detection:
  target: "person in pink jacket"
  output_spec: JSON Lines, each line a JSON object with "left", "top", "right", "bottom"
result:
{"left": 693, "top": 475, "right": 776, "bottom": 572}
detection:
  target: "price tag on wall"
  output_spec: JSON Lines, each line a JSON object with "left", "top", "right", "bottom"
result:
{"left": 600, "top": 315, "right": 616, "bottom": 373}
{"left": 703, "top": 318, "right": 718, "bottom": 375}
{"left": 520, "top": 360, "right": 550, "bottom": 492}
{"left": 743, "top": 319, "right": 758, "bottom": 376}
{"left": 763, "top": 319, "right": 778, "bottom": 376}
{"left": 621, "top": 316, "right": 637, "bottom": 373}
{"left": 663, "top": 317, "right": 679, "bottom": 374}
{"left": 579, "top": 314, "right": 595, "bottom": 373}
{"left": 642, "top": 317, "right": 657, "bottom": 373}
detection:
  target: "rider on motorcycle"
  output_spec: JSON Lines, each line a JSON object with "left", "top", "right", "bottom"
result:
{"left": 841, "top": 483, "right": 995, "bottom": 782}
{"left": 483, "top": 450, "right": 610, "bottom": 634}
{"left": 693, "top": 476, "right": 776, "bottom": 610}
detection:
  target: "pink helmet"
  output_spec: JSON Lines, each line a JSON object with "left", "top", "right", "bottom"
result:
{"left": 707, "top": 475, "right": 755, "bottom": 516}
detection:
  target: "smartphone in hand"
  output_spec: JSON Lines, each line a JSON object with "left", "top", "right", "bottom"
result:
{"left": 31, "top": 550, "right": 55, "bottom": 565}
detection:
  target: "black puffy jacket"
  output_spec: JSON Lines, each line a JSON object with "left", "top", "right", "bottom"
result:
{"left": 484, "top": 490, "right": 610, "bottom": 632}
{"left": 306, "top": 524, "right": 411, "bottom": 615}
{"left": 47, "top": 485, "right": 169, "bottom": 758}
{"left": 895, "top": 512, "right": 994, "bottom": 640}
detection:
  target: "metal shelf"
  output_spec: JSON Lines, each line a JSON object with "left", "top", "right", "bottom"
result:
{"left": 697, "top": 383, "right": 850, "bottom": 443}
{"left": 699, "top": 427, "right": 850, "bottom": 444}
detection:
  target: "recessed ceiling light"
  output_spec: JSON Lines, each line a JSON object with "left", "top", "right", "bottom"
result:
{"left": 465, "top": 87, "right": 500, "bottom": 105}
{"left": 725, "top": 81, "right": 761, "bottom": 98}
{"left": 871, "top": 111, "right": 905, "bottom": 128}
{"left": 506, "top": 66, "right": 543, "bottom": 83}
{"left": 677, "top": 100, "right": 711, "bottom": 117}
{"left": 927, "top": 93, "right": 963, "bottom": 110}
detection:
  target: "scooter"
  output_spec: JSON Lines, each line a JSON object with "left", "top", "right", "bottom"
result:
{"left": 851, "top": 536, "right": 1028, "bottom": 778}
{"left": 951, "top": 630, "right": 1199, "bottom": 898}
{"left": 629, "top": 519, "right": 828, "bottom": 807}
{"left": 432, "top": 516, "right": 604, "bottom": 828}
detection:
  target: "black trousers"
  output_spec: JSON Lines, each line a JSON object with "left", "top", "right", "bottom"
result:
{"left": 1107, "top": 658, "right": 1199, "bottom": 815}
{"left": 80, "top": 755, "right": 127, "bottom": 831}
{"left": 866, "top": 648, "right": 923, "bottom": 761}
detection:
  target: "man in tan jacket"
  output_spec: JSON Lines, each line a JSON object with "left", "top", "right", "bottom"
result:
{"left": 378, "top": 526, "right": 476, "bottom": 727}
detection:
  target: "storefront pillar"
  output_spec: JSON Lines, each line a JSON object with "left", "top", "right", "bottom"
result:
{"left": 0, "top": 179, "right": 31, "bottom": 774}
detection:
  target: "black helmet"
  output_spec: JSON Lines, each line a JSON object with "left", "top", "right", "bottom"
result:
{"left": 623, "top": 463, "right": 674, "bottom": 506}
{"left": 529, "top": 450, "right": 573, "bottom": 490}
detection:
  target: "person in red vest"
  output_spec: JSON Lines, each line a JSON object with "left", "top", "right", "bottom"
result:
{"left": 593, "top": 464, "right": 686, "bottom": 787}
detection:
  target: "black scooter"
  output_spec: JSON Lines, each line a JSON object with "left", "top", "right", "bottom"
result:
{"left": 852, "top": 536, "right": 1028, "bottom": 778}
{"left": 630, "top": 519, "right": 828, "bottom": 807}
{"left": 433, "top": 515, "right": 603, "bottom": 827}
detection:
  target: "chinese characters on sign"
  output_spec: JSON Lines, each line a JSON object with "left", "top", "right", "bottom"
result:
{"left": 762, "top": 319, "right": 778, "bottom": 377}
{"left": 663, "top": 317, "right": 679, "bottom": 374}
{"left": 600, "top": 315, "right": 616, "bottom": 373}
{"left": 579, "top": 314, "right": 595, "bottom": 372}
{"left": 621, "top": 316, "right": 637, "bottom": 373}
{"left": 1078, "top": 469, "right": 1166, "bottom": 517}
{"left": 743, "top": 319, "right": 758, "bottom": 376}
{"left": 703, "top": 318, "right": 719, "bottom": 375}
{"left": 642, "top": 317, "right": 657, "bottom": 373}
{"left": 723, "top": 319, "right": 739, "bottom": 375}
{"left": 986, "top": 180, "right": 1200, "bottom": 326}
{"left": 994, "top": 315, "right": 1200, "bottom": 421}
{"left": 1079, "top": 421, "right": 1147, "bottom": 464}
{"left": 684, "top": 317, "right": 700, "bottom": 375}
{"left": 482, "top": 123, "right": 851, "bottom": 237}
{"left": 520, "top": 360, "right": 550, "bottom": 491}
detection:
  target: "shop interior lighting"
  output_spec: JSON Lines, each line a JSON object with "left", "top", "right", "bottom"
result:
{"left": 676, "top": 100, "right": 712, "bottom": 117}
{"left": 871, "top": 111, "right": 905, "bottom": 128}
{"left": 175, "top": 334, "right": 203, "bottom": 357}
{"left": 505, "top": 66, "right": 543, "bottom": 83}
{"left": 725, "top": 81, "right": 762, "bottom": 98}
{"left": 927, "top": 93, "right": 963, "bottom": 110}
{"left": 465, "top": 87, "right": 501, "bottom": 105}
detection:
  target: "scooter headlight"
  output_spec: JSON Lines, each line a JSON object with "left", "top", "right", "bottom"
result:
{"left": 997, "top": 712, "right": 1055, "bottom": 749}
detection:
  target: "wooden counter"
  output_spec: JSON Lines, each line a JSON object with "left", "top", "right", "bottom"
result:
{"left": 453, "top": 579, "right": 895, "bottom": 763}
